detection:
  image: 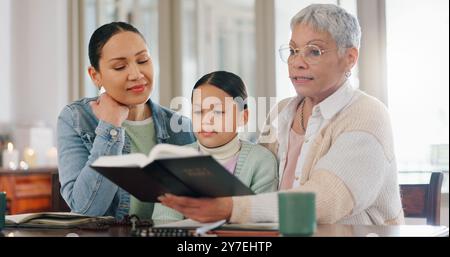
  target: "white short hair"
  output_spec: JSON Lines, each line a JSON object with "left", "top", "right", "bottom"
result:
{"left": 291, "top": 4, "right": 361, "bottom": 52}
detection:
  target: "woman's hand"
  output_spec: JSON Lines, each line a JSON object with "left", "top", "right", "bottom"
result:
{"left": 90, "top": 93, "right": 129, "bottom": 127}
{"left": 158, "top": 194, "right": 233, "bottom": 223}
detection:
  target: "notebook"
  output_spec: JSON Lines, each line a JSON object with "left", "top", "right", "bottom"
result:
{"left": 5, "top": 212, "right": 115, "bottom": 229}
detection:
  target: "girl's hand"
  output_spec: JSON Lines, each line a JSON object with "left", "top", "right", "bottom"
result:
{"left": 158, "top": 194, "right": 233, "bottom": 223}
{"left": 90, "top": 93, "right": 129, "bottom": 127}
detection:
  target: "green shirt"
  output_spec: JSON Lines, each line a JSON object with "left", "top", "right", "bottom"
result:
{"left": 123, "top": 118, "right": 156, "bottom": 220}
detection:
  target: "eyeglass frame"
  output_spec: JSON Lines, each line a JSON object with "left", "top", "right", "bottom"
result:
{"left": 279, "top": 44, "right": 338, "bottom": 65}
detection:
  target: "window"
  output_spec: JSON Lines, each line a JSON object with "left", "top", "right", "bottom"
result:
{"left": 0, "top": 0, "right": 11, "bottom": 123}
{"left": 81, "top": 0, "right": 160, "bottom": 101}
{"left": 180, "top": 0, "right": 256, "bottom": 115}
{"left": 275, "top": 0, "right": 358, "bottom": 100}
{"left": 386, "top": 0, "right": 449, "bottom": 176}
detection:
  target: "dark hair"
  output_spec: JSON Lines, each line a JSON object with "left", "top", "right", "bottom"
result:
{"left": 88, "top": 22, "right": 145, "bottom": 71}
{"left": 192, "top": 71, "right": 248, "bottom": 110}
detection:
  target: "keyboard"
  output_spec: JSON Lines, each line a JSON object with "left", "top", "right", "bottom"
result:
{"left": 131, "top": 227, "right": 198, "bottom": 237}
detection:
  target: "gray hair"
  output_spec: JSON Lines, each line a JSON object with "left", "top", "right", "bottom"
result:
{"left": 291, "top": 4, "right": 361, "bottom": 54}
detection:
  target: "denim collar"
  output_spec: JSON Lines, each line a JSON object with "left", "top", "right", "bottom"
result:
{"left": 148, "top": 100, "right": 170, "bottom": 142}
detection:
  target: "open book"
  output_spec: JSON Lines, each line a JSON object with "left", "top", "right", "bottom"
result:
{"left": 91, "top": 144, "right": 254, "bottom": 203}
{"left": 5, "top": 212, "right": 115, "bottom": 229}
{"left": 92, "top": 144, "right": 201, "bottom": 168}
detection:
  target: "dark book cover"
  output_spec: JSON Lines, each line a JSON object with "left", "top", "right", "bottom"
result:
{"left": 90, "top": 156, "right": 254, "bottom": 203}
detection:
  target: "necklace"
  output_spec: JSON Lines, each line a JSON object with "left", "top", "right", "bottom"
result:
{"left": 300, "top": 98, "right": 307, "bottom": 132}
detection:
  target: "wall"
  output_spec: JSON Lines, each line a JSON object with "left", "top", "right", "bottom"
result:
{"left": 0, "top": 0, "right": 11, "bottom": 124}
{"left": 10, "top": 0, "right": 69, "bottom": 133}
{"left": 357, "top": 0, "right": 388, "bottom": 105}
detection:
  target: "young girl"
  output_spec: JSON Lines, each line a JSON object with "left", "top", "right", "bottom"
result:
{"left": 152, "top": 71, "right": 279, "bottom": 221}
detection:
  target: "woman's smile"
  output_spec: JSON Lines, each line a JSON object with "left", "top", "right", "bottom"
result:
{"left": 290, "top": 76, "right": 315, "bottom": 86}
{"left": 127, "top": 84, "right": 147, "bottom": 93}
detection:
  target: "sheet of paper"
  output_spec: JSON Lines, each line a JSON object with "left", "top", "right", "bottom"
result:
{"left": 154, "top": 219, "right": 278, "bottom": 232}
{"left": 154, "top": 219, "right": 218, "bottom": 229}
{"left": 222, "top": 223, "right": 279, "bottom": 231}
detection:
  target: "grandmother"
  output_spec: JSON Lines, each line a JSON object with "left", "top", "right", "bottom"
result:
{"left": 159, "top": 4, "right": 404, "bottom": 225}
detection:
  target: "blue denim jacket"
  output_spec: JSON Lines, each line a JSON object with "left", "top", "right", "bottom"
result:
{"left": 57, "top": 97, "right": 196, "bottom": 219}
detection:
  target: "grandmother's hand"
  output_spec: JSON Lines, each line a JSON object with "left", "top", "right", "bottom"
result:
{"left": 158, "top": 194, "right": 233, "bottom": 223}
{"left": 90, "top": 93, "right": 129, "bottom": 127}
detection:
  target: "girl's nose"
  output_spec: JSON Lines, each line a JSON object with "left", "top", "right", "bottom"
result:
{"left": 203, "top": 112, "right": 215, "bottom": 124}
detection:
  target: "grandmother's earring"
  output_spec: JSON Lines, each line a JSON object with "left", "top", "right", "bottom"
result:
{"left": 345, "top": 71, "right": 352, "bottom": 79}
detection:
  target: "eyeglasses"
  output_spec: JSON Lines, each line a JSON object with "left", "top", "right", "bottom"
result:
{"left": 279, "top": 44, "right": 336, "bottom": 65}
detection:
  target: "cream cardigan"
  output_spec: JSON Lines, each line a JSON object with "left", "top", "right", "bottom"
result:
{"left": 230, "top": 90, "right": 405, "bottom": 225}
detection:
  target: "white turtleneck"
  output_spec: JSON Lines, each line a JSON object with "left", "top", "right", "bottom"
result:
{"left": 198, "top": 135, "right": 241, "bottom": 167}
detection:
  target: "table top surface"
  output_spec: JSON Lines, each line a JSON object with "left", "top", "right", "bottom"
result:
{"left": 1, "top": 224, "right": 448, "bottom": 237}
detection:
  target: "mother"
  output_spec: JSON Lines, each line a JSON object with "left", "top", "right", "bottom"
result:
{"left": 57, "top": 22, "right": 195, "bottom": 219}
{"left": 160, "top": 4, "right": 404, "bottom": 225}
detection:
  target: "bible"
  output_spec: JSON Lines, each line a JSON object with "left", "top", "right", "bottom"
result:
{"left": 90, "top": 144, "right": 254, "bottom": 203}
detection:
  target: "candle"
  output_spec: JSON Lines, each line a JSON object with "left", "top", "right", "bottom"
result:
{"left": 8, "top": 161, "right": 17, "bottom": 170}
{"left": 2, "top": 143, "right": 19, "bottom": 170}
{"left": 46, "top": 147, "right": 58, "bottom": 167}
{"left": 19, "top": 161, "right": 29, "bottom": 170}
{"left": 23, "top": 147, "right": 37, "bottom": 168}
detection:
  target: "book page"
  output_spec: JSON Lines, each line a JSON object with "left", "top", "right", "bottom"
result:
{"left": 91, "top": 145, "right": 202, "bottom": 168}
{"left": 24, "top": 217, "right": 114, "bottom": 227}
{"left": 5, "top": 212, "right": 115, "bottom": 228}
{"left": 222, "top": 223, "right": 279, "bottom": 231}
{"left": 5, "top": 212, "right": 85, "bottom": 224}
{"left": 5, "top": 213, "right": 41, "bottom": 225}
{"left": 154, "top": 219, "right": 279, "bottom": 231}
{"left": 146, "top": 144, "right": 201, "bottom": 164}
{"left": 91, "top": 153, "right": 149, "bottom": 168}
{"left": 154, "top": 219, "right": 222, "bottom": 229}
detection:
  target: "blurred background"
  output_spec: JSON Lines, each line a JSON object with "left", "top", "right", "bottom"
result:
{"left": 0, "top": 0, "right": 448, "bottom": 225}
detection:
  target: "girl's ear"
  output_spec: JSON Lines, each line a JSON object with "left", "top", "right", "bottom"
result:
{"left": 238, "top": 109, "right": 249, "bottom": 127}
{"left": 88, "top": 66, "right": 102, "bottom": 89}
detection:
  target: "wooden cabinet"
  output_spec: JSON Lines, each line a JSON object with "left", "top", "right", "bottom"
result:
{"left": 0, "top": 168, "right": 57, "bottom": 214}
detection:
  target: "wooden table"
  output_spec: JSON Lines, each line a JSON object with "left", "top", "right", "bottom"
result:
{"left": 1, "top": 224, "right": 448, "bottom": 237}
{"left": 0, "top": 168, "right": 58, "bottom": 214}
